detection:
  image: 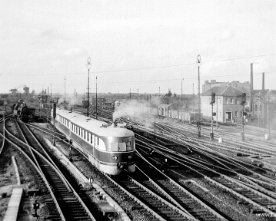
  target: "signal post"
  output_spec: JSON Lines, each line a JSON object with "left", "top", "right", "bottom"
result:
{"left": 210, "top": 92, "right": 215, "bottom": 140}
{"left": 241, "top": 93, "right": 246, "bottom": 141}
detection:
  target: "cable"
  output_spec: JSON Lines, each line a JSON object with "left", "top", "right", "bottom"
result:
{"left": 89, "top": 52, "right": 276, "bottom": 74}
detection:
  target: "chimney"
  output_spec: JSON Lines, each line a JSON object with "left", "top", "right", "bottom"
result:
{"left": 262, "top": 72, "right": 265, "bottom": 91}
{"left": 250, "top": 63, "right": 254, "bottom": 113}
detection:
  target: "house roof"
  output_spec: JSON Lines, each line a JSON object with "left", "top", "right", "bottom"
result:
{"left": 202, "top": 85, "right": 244, "bottom": 97}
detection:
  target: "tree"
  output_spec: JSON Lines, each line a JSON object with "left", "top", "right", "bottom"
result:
{"left": 165, "top": 89, "right": 172, "bottom": 97}
{"left": 10, "top": 89, "right": 17, "bottom": 95}
{"left": 23, "top": 86, "right": 30, "bottom": 94}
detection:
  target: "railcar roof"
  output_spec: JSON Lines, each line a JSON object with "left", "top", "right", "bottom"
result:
{"left": 56, "top": 109, "right": 134, "bottom": 138}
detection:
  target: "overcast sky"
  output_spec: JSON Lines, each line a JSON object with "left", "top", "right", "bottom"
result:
{"left": 0, "top": 0, "right": 275, "bottom": 95}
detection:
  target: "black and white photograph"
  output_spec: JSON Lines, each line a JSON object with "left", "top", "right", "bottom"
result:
{"left": 0, "top": 0, "right": 276, "bottom": 220}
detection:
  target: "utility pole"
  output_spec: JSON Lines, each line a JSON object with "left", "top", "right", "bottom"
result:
{"left": 87, "top": 57, "right": 91, "bottom": 117}
{"left": 250, "top": 63, "right": 254, "bottom": 115}
{"left": 50, "top": 84, "right": 52, "bottom": 103}
{"left": 197, "top": 55, "right": 201, "bottom": 138}
{"left": 95, "top": 76, "right": 98, "bottom": 119}
{"left": 267, "top": 91, "right": 271, "bottom": 140}
{"left": 74, "top": 89, "right": 77, "bottom": 111}
{"left": 181, "top": 78, "right": 184, "bottom": 105}
{"left": 216, "top": 95, "right": 219, "bottom": 128}
{"left": 64, "top": 77, "right": 66, "bottom": 104}
{"left": 258, "top": 91, "right": 261, "bottom": 127}
{"left": 192, "top": 83, "right": 195, "bottom": 113}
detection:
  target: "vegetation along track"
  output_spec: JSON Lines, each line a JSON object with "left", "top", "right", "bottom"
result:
{"left": 5, "top": 118, "right": 97, "bottom": 221}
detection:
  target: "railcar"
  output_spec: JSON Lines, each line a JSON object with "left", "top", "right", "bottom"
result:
{"left": 51, "top": 108, "right": 135, "bottom": 175}
{"left": 12, "top": 100, "right": 35, "bottom": 122}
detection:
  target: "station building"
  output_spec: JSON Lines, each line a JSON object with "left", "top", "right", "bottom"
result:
{"left": 201, "top": 85, "right": 247, "bottom": 123}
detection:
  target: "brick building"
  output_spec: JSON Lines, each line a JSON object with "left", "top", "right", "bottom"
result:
{"left": 201, "top": 85, "right": 247, "bottom": 123}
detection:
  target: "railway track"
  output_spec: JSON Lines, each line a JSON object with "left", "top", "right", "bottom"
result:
{"left": 134, "top": 154, "right": 228, "bottom": 221}
{"left": 16, "top": 113, "right": 276, "bottom": 220}
{"left": 109, "top": 174, "right": 193, "bottom": 221}
{"left": 5, "top": 118, "right": 98, "bottom": 221}
{"left": 136, "top": 138, "right": 276, "bottom": 220}
{"left": 139, "top": 121, "right": 276, "bottom": 183}
{"left": 27, "top": 121, "right": 175, "bottom": 220}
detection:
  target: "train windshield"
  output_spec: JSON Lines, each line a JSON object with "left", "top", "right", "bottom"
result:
{"left": 109, "top": 137, "right": 134, "bottom": 152}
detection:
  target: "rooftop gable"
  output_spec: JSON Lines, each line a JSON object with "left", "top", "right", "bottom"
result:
{"left": 202, "top": 85, "right": 244, "bottom": 97}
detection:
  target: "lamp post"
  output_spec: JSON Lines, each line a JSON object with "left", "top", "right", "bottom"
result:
{"left": 197, "top": 54, "right": 201, "bottom": 138}
{"left": 87, "top": 57, "right": 91, "bottom": 117}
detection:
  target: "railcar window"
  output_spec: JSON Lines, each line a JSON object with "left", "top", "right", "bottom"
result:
{"left": 111, "top": 142, "right": 118, "bottom": 151}
{"left": 91, "top": 134, "right": 93, "bottom": 144}
{"left": 126, "top": 141, "right": 132, "bottom": 151}
{"left": 84, "top": 131, "right": 86, "bottom": 140}
{"left": 97, "top": 137, "right": 99, "bottom": 146}
{"left": 118, "top": 142, "right": 126, "bottom": 151}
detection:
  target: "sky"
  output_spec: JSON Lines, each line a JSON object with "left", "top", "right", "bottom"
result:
{"left": 0, "top": 0, "right": 275, "bottom": 95}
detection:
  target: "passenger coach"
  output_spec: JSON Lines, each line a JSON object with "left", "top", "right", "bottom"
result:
{"left": 51, "top": 108, "right": 135, "bottom": 175}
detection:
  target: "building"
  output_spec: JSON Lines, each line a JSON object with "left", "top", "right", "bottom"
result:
{"left": 201, "top": 85, "right": 247, "bottom": 123}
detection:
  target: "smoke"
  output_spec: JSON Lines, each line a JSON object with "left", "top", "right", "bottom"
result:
{"left": 58, "top": 94, "right": 82, "bottom": 107}
{"left": 113, "top": 98, "right": 161, "bottom": 127}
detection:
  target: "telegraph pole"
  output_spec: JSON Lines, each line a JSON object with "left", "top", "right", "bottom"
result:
{"left": 267, "top": 91, "right": 271, "bottom": 140}
{"left": 64, "top": 77, "right": 67, "bottom": 104}
{"left": 181, "top": 78, "right": 184, "bottom": 105}
{"left": 95, "top": 76, "right": 98, "bottom": 119}
{"left": 258, "top": 91, "right": 261, "bottom": 127}
{"left": 197, "top": 55, "right": 201, "bottom": 138}
{"left": 192, "top": 83, "right": 195, "bottom": 113}
{"left": 87, "top": 57, "right": 91, "bottom": 116}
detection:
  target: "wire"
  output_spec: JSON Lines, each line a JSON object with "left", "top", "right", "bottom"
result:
{"left": 89, "top": 52, "right": 276, "bottom": 74}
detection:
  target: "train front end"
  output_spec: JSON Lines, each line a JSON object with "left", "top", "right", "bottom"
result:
{"left": 98, "top": 128, "right": 136, "bottom": 175}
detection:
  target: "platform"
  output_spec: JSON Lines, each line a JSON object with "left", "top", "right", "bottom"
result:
{"left": 3, "top": 187, "right": 23, "bottom": 221}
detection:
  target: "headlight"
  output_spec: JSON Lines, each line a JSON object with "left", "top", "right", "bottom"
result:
{"left": 113, "top": 156, "right": 118, "bottom": 160}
